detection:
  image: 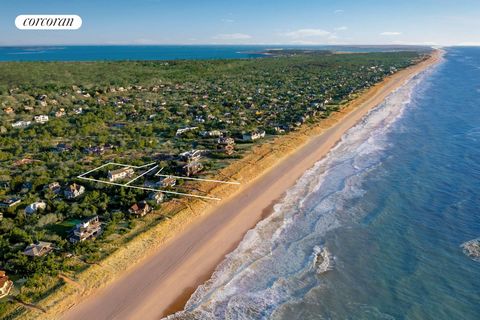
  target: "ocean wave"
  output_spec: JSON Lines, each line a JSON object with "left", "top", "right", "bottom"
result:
{"left": 165, "top": 66, "right": 437, "bottom": 320}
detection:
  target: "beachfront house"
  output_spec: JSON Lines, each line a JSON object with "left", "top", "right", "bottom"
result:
{"left": 148, "top": 192, "right": 164, "bottom": 204}
{"left": 64, "top": 183, "right": 85, "bottom": 199}
{"left": 179, "top": 149, "right": 204, "bottom": 162}
{"left": 24, "top": 201, "right": 47, "bottom": 214}
{"left": 159, "top": 176, "right": 176, "bottom": 188}
{"left": 108, "top": 167, "right": 135, "bottom": 182}
{"left": 69, "top": 216, "right": 102, "bottom": 243}
{"left": 24, "top": 241, "right": 54, "bottom": 257}
{"left": 243, "top": 130, "right": 266, "bottom": 142}
{"left": 129, "top": 201, "right": 151, "bottom": 217}
{"left": 0, "top": 271, "right": 13, "bottom": 299}
{"left": 183, "top": 162, "right": 204, "bottom": 177}
{"left": 217, "top": 136, "right": 235, "bottom": 155}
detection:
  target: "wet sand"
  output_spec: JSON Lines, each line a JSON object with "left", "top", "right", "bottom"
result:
{"left": 61, "top": 50, "right": 442, "bottom": 320}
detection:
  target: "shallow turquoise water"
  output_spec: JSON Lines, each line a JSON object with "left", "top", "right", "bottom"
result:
{"left": 170, "top": 47, "right": 480, "bottom": 320}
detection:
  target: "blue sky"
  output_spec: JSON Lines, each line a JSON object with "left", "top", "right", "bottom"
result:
{"left": 0, "top": 0, "right": 479, "bottom": 46}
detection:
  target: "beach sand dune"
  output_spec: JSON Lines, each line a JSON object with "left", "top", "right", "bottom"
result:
{"left": 59, "top": 50, "right": 442, "bottom": 320}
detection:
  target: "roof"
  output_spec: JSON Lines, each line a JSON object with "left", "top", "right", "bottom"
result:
{"left": 24, "top": 241, "right": 53, "bottom": 257}
{"left": 0, "top": 271, "right": 10, "bottom": 288}
{"left": 109, "top": 167, "right": 134, "bottom": 175}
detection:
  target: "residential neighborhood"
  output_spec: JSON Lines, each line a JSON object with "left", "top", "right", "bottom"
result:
{"left": 0, "top": 50, "right": 424, "bottom": 314}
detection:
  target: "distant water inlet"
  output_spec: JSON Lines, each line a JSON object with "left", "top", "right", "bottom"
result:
{"left": 166, "top": 59, "right": 437, "bottom": 320}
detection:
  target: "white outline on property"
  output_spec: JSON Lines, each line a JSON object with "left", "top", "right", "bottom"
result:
{"left": 77, "top": 162, "right": 240, "bottom": 201}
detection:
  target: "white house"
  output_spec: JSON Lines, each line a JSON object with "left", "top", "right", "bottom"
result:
{"left": 25, "top": 201, "right": 47, "bottom": 214}
{"left": 34, "top": 115, "right": 49, "bottom": 124}
{"left": 243, "top": 130, "right": 266, "bottom": 142}
{"left": 108, "top": 167, "right": 135, "bottom": 182}
{"left": 12, "top": 121, "right": 32, "bottom": 128}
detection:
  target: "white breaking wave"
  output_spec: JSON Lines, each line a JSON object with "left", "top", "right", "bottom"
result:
{"left": 165, "top": 66, "right": 437, "bottom": 320}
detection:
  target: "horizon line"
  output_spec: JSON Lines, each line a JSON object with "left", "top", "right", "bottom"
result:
{"left": 0, "top": 43, "right": 445, "bottom": 48}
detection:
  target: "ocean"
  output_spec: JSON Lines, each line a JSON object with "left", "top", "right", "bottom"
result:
{"left": 0, "top": 45, "right": 425, "bottom": 62}
{"left": 169, "top": 47, "right": 480, "bottom": 319}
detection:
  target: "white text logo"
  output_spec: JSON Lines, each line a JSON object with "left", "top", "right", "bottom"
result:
{"left": 15, "top": 15, "right": 82, "bottom": 30}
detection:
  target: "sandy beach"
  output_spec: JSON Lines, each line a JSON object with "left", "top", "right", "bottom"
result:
{"left": 56, "top": 50, "right": 442, "bottom": 320}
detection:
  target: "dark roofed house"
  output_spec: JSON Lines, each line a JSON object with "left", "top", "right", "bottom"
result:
{"left": 44, "top": 182, "right": 62, "bottom": 195}
{"left": 56, "top": 143, "right": 73, "bottom": 152}
{"left": 129, "top": 201, "right": 151, "bottom": 217}
{"left": 24, "top": 241, "right": 54, "bottom": 257}
{"left": 0, "top": 198, "right": 21, "bottom": 208}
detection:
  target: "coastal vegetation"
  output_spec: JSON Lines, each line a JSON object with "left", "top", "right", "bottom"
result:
{"left": 0, "top": 50, "right": 427, "bottom": 318}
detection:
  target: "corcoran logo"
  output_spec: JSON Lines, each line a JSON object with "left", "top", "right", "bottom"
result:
{"left": 15, "top": 15, "right": 82, "bottom": 30}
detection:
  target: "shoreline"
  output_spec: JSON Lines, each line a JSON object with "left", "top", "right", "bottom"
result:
{"left": 27, "top": 50, "right": 441, "bottom": 320}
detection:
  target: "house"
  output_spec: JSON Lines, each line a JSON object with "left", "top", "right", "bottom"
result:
{"left": 144, "top": 180, "right": 161, "bottom": 189}
{"left": 84, "top": 144, "right": 112, "bottom": 155}
{"left": 218, "top": 143, "right": 235, "bottom": 155}
{"left": 56, "top": 143, "right": 72, "bottom": 152}
{"left": 199, "top": 130, "right": 222, "bottom": 137}
{"left": 24, "top": 241, "right": 53, "bottom": 257}
{"left": 11, "top": 121, "right": 32, "bottom": 128}
{"left": 64, "top": 183, "right": 85, "bottom": 199}
{"left": 43, "top": 182, "right": 62, "bottom": 195}
{"left": 159, "top": 176, "right": 176, "bottom": 188}
{"left": 0, "top": 271, "right": 13, "bottom": 299}
{"left": 179, "top": 149, "right": 204, "bottom": 162}
{"left": 129, "top": 201, "right": 151, "bottom": 217}
{"left": 148, "top": 192, "right": 164, "bottom": 204}
{"left": 13, "top": 158, "right": 38, "bottom": 166}
{"left": 55, "top": 108, "right": 66, "bottom": 118}
{"left": 217, "top": 137, "right": 235, "bottom": 155}
{"left": 243, "top": 130, "right": 266, "bottom": 142}
{"left": 217, "top": 137, "right": 235, "bottom": 145}
{"left": 183, "top": 162, "right": 204, "bottom": 177}
{"left": 108, "top": 167, "right": 134, "bottom": 182}
{"left": 73, "top": 107, "right": 83, "bottom": 115}
{"left": 3, "top": 107, "right": 14, "bottom": 114}
{"left": 69, "top": 216, "right": 102, "bottom": 243}
{"left": 175, "top": 126, "right": 198, "bottom": 136}
{"left": 0, "top": 198, "right": 21, "bottom": 208}
{"left": 24, "top": 201, "right": 47, "bottom": 214}
{"left": 34, "top": 115, "right": 49, "bottom": 124}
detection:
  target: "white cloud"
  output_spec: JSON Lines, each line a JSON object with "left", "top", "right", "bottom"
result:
{"left": 221, "top": 18, "right": 235, "bottom": 23}
{"left": 380, "top": 31, "right": 402, "bottom": 36}
{"left": 335, "top": 26, "right": 348, "bottom": 31}
{"left": 284, "top": 29, "right": 331, "bottom": 39}
{"left": 334, "top": 9, "right": 344, "bottom": 14}
{"left": 213, "top": 33, "right": 252, "bottom": 40}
